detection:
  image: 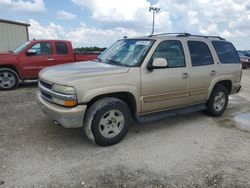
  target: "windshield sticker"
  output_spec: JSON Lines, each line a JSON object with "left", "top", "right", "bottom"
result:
{"left": 135, "top": 41, "right": 150, "bottom": 45}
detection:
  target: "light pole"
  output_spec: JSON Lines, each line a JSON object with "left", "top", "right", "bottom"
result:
{"left": 149, "top": 6, "right": 160, "bottom": 35}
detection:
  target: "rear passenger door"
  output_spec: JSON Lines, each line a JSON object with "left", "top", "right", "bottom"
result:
{"left": 187, "top": 41, "right": 216, "bottom": 103}
{"left": 54, "top": 42, "right": 75, "bottom": 65}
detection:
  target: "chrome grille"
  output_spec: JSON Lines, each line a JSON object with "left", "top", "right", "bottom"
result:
{"left": 38, "top": 80, "right": 76, "bottom": 104}
{"left": 40, "top": 80, "right": 52, "bottom": 89}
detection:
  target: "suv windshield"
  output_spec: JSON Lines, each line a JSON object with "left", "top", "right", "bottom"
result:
{"left": 97, "top": 39, "right": 154, "bottom": 67}
{"left": 13, "top": 41, "right": 31, "bottom": 54}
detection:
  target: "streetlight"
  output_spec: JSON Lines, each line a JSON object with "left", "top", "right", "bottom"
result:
{"left": 149, "top": 6, "right": 160, "bottom": 35}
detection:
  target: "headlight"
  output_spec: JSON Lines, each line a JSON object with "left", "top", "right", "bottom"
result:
{"left": 52, "top": 84, "right": 76, "bottom": 95}
{"left": 51, "top": 84, "right": 77, "bottom": 107}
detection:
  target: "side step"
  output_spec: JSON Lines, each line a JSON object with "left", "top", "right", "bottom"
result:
{"left": 136, "top": 103, "right": 206, "bottom": 124}
{"left": 22, "top": 79, "right": 38, "bottom": 83}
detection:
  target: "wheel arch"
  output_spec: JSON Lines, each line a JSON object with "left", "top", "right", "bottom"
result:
{"left": 86, "top": 92, "right": 137, "bottom": 119}
{"left": 0, "top": 65, "right": 20, "bottom": 79}
{"left": 208, "top": 79, "right": 232, "bottom": 99}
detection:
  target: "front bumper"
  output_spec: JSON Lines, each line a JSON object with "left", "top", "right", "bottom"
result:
{"left": 37, "top": 92, "right": 86, "bottom": 128}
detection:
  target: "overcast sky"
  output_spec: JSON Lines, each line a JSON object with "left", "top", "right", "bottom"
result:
{"left": 0, "top": 0, "right": 249, "bottom": 49}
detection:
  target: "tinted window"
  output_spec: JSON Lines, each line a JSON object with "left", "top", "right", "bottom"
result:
{"left": 56, "top": 42, "right": 68, "bottom": 55}
{"left": 188, "top": 41, "right": 213, "bottom": 66}
{"left": 30, "top": 42, "right": 52, "bottom": 55}
{"left": 212, "top": 41, "right": 240, "bottom": 64}
{"left": 152, "top": 40, "right": 185, "bottom": 68}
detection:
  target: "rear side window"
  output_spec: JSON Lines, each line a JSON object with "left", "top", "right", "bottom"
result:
{"left": 55, "top": 42, "right": 68, "bottom": 55}
{"left": 188, "top": 41, "right": 214, "bottom": 66}
{"left": 212, "top": 41, "right": 240, "bottom": 64}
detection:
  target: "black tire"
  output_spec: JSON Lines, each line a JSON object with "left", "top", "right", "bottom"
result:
{"left": 205, "top": 85, "right": 229, "bottom": 117}
{"left": 0, "top": 68, "right": 19, "bottom": 90}
{"left": 84, "top": 97, "right": 131, "bottom": 146}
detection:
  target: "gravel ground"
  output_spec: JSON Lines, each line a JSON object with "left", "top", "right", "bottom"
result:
{"left": 1, "top": 70, "right": 250, "bottom": 188}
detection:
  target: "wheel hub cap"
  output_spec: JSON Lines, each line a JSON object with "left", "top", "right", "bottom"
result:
{"left": 0, "top": 72, "right": 16, "bottom": 89}
{"left": 99, "top": 110, "right": 125, "bottom": 138}
{"left": 213, "top": 91, "right": 226, "bottom": 112}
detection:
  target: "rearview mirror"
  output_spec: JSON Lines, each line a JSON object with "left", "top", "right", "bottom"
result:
{"left": 148, "top": 58, "right": 168, "bottom": 70}
{"left": 26, "top": 49, "right": 37, "bottom": 56}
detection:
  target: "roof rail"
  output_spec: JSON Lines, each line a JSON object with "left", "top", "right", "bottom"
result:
{"left": 148, "top": 33, "right": 225, "bottom": 40}
{"left": 183, "top": 34, "right": 225, "bottom": 40}
{"left": 148, "top": 32, "right": 191, "bottom": 37}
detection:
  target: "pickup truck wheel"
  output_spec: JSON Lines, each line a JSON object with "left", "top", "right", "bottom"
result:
{"left": 0, "top": 68, "right": 19, "bottom": 90}
{"left": 84, "top": 97, "right": 131, "bottom": 146}
{"left": 205, "top": 85, "right": 228, "bottom": 117}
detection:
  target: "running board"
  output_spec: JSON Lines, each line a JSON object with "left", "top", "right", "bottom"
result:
{"left": 22, "top": 79, "right": 38, "bottom": 83}
{"left": 136, "top": 103, "right": 206, "bottom": 124}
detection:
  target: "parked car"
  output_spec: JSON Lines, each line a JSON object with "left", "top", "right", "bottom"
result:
{"left": 37, "top": 33, "right": 242, "bottom": 146}
{"left": 238, "top": 51, "right": 250, "bottom": 69}
{"left": 238, "top": 50, "right": 250, "bottom": 57}
{"left": 0, "top": 40, "right": 101, "bottom": 90}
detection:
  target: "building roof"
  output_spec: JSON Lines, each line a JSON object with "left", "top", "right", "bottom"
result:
{"left": 0, "top": 19, "right": 30, "bottom": 27}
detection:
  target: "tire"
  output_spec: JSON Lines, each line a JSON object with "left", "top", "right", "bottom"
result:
{"left": 0, "top": 68, "right": 19, "bottom": 90}
{"left": 205, "top": 85, "right": 229, "bottom": 117}
{"left": 83, "top": 97, "right": 131, "bottom": 146}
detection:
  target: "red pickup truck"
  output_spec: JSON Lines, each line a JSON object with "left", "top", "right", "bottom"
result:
{"left": 0, "top": 40, "right": 101, "bottom": 90}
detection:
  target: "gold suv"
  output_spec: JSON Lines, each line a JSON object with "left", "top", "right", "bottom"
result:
{"left": 37, "top": 33, "right": 242, "bottom": 146}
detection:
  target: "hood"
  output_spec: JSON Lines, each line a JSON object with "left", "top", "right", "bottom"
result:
{"left": 0, "top": 51, "right": 15, "bottom": 55}
{"left": 39, "top": 61, "right": 130, "bottom": 84}
{"left": 0, "top": 52, "right": 17, "bottom": 65}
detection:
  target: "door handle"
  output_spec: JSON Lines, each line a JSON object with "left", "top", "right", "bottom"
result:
{"left": 210, "top": 70, "right": 216, "bottom": 76}
{"left": 182, "top": 72, "right": 189, "bottom": 79}
{"left": 47, "top": 58, "right": 54, "bottom": 61}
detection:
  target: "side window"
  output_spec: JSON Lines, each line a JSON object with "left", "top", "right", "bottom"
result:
{"left": 55, "top": 42, "right": 68, "bottom": 55}
{"left": 152, "top": 40, "right": 186, "bottom": 68}
{"left": 30, "top": 42, "right": 52, "bottom": 55}
{"left": 212, "top": 41, "right": 240, "bottom": 64}
{"left": 188, "top": 41, "right": 214, "bottom": 66}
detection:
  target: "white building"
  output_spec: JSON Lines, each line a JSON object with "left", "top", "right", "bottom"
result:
{"left": 0, "top": 19, "right": 30, "bottom": 52}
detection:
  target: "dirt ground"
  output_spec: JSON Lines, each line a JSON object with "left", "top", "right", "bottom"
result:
{"left": 1, "top": 70, "right": 250, "bottom": 188}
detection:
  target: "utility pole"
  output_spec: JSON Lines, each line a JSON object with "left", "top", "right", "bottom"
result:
{"left": 149, "top": 6, "right": 160, "bottom": 35}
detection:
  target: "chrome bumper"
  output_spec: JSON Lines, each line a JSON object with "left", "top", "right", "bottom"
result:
{"left": 37, "top": 92, "right": 86, "bottom": 128}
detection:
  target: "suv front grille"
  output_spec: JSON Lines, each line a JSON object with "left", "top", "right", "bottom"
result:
{"left": 40, "top": 90, "right": 52, "bottom": 100}
{"left": 40, "top": 80, "right": 52, "bottom": 90}
{"left": 38, "top": 80, "right": 53, "bottom": 102}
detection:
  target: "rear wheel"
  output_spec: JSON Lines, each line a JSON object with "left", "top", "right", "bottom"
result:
{"left": 205, "top": 85, "right": 228, "bottom": 117}
{"left": 0, "top": 68, "right": 19, "bottom": 90}
{"left": 84, "top": 97, "right": 131, "bottom": 146}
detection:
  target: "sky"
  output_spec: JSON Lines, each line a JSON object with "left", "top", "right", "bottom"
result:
{"left": 0, "top": 0, "right": 249, "bottom": 49}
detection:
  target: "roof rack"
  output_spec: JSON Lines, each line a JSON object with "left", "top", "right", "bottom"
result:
{"left": 149, "top": 33, "right": 225, "bottom": 40}
{"left": 148, "top": 32, "right": 191, "bottom": 37}
{"left": 177, "top": 34, "right": 225, "bottom": 40}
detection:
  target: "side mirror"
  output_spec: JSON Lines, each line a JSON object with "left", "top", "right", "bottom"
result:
{"left": 148, "top": 58, "right": 168, "bottom": 70}
{"left": 26, "top": 49, "right": 37, "bottom": 56}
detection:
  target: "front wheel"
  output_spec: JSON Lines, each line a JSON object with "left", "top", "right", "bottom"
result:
{"left": 205, "top": 85, "right": 229, "bottom": 117}
{"left": 83, "top": 98, "right": 131, "bottom": 146}
{"left": 0, "top": 68, "right": 19, "bottom": 90}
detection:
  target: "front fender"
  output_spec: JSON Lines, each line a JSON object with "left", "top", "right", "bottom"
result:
{"left": 79, "top": 85, "right": 140, "bottom": 114}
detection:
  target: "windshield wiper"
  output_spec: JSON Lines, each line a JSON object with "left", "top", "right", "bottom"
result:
{"left": 105, "top": 59, "right": 129, "bottom": 67}
{"left": 95, "top": 57, "right": 104, "bottom": 62}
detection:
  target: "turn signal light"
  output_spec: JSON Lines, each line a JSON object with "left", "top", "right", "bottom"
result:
{"left": 64, "top": 100, "right": 77, "bottom": 107}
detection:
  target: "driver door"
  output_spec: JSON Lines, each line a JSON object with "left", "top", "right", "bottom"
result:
{"left": 140, "top": 40, "right": 190, "bottom": 113}
{"left": 20, "top": 42, "right": 55, "bottom": 78}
